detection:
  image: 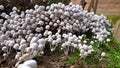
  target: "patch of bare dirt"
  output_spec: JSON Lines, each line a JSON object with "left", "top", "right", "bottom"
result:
{"left": 0, "top": 51, "right": 16, "bottom": 68}
{"left": 0, "top": 50, "right": 69, "bottom": 68}
{"left": 35, "top": 56, "right": 67, "bottom": 68}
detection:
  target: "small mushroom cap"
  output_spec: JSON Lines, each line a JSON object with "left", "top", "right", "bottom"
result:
{"left": 0, "top": 5, "right": 4, "bottom": 10}
{"left": 37, "top": 44, "right": 44, "bottom": 51}
{"left": 101, "top": 52, "right": 106, "bottom": 57}
{"left": 37, "top": 38, "right": 46, "bottom": 46}
{"left": 30, "top": 43, "right": 38, "bottom": 50}
{"left": 13, "top": 44, "right": 19, "bottom": 49}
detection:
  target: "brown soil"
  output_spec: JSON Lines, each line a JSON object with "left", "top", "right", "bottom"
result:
{"left": 0, "top": 45, "right": 109, "bottom": 68}
{"left": 0, "top": 50, "right": 70, "bottom": 68}
{"left": 0, "top": 54, "right": 108, "bottom": 68}
{"left": 0, "top": 51, "right": 16, "bottom": 68}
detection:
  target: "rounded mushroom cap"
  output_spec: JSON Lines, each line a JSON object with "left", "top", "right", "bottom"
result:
{"left": 0, "top": 5, "right": 4, "bottom": 10}
{"left": 8, "top": 40, "right": 15, "bottom": 47}
{"left": 19, "top": 44, "right": 27, "bottom": 50}
{"left": 23, "top": 60, "right": 37, "bottom": 68}
{"left": 13, "top": 44, "right": 19, "bottom": 49}
{"left": 15, "top": 54, "right": 21, "bottom": 60}
{"left": 84, "top": 52, "right": 88, "bottom": 57}
{"left": 30, "top": 37, "right": 39, "bottom": 43}
{"left": 2, "top": 46, "right": 7, "bottom": 51}
{"left": 3, "top": 53, "right": 7, "bottom": 57}
{"left": 37, "top": 38, "right": 46, "bottom": 45}
{"left": 12, "top": 7, "right": 18, "bottom": 11}
{"left": 101, "top": 52, "right": 106, "bottom": 57}
{"left": 37, "top": 44, "right": 44, "bottom": 51}
{"left": 106, "top": 38, "right": 110, "bottom": 42}
{"left": 18, "top": 64, "right": 31, "bottom": 68}
{"left": 30, "top": 43, "right": 38, "bottom": 50}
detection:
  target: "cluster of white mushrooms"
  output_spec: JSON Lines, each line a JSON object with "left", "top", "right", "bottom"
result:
{"left": 0, "top": 3, "right": 112, "bottom": 68}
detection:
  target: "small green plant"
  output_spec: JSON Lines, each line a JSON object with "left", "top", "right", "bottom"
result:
{"left": 66, "top": 50, "right": 80, "bottom": 65}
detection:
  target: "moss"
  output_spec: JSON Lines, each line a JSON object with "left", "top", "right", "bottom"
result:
{"left": 105, "top": 38, "right": 120, "bottom": 67}
{"left": 66, "top": 50, "right": 80, "bottom": 65}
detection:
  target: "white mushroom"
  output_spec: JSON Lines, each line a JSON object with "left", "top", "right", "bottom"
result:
{"left": 101, "top": 52, "right": 106, "bottom": 57}
{"left": 0, "top": 5, "right": 4, "bottom": 10}
{"left": 13, "top": 44, "right": 19, "bottom": 49}
{"left": 23, "top": 60, "right": 37, "bottom": 68}
{"left": 30, "top": 37, "right": 38, "bottom": 43}
{"left": 30, "top": 43, "right": 38, "bottom": 50}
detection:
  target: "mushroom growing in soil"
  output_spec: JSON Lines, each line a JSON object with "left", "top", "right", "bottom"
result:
{"left": 0, "top": 3, "right": 113, "bottom": 67}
